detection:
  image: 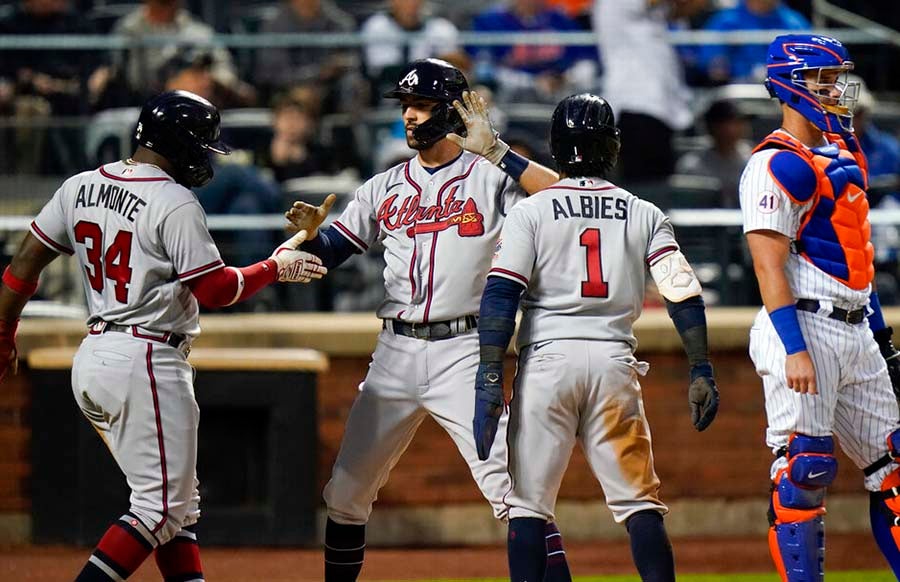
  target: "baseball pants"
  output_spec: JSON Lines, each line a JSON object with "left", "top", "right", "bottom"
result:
{"left": 324, "top": 325, "right": 510, "bottom": 525}
{"left": 504, "top": 339, "right": 667, "bottom": 523}
{"left": 749, "top": 307, "right": 900, "bottom": 490}
{"left": 71, "top": 333, "right": 201, "bottom": 545}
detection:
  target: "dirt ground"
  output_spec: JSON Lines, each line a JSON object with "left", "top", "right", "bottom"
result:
{"left": 0, "top": 533, "right": 885, "bottom": 581}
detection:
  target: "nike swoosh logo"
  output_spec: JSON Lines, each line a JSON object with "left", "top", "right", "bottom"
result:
{"left": 847, "top": 191, "right": 864, "bottom": 203}
{"left": 533, "top": 341, "right": 553, "bottom": 352}
{"left": 807, "top": 470, "right": 828, "bottom": 479}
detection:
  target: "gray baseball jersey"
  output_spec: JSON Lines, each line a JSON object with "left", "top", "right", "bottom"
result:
{"left": 489, "top": 177, "right": 679, "bottom": 350}
{"left": 330, "top": 151, "right": 524, "bottom": 322}
{"left": 30, "top": 160, "right": 223, "bottom": 338}
{"left": 490, "top": 176, "right": 672, "bottom": 524}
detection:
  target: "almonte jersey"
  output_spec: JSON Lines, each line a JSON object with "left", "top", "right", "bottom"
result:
{"left": 30, "top": 160, "right": 223, "bottom": 338}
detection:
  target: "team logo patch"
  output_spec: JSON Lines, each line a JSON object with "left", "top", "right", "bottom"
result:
{"left": 400, "top": 69, "right": 419, "bottom": 88}
{"left": 376, "top": 186, "right": 485, "bottom": 238}
{"left": 757, "top": 191, "right": 780, "bottom": 214}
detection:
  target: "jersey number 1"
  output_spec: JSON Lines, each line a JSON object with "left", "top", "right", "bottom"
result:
{"left": 74, "top": 221, "right": 134, "bottom": 303}
{"left": 579, "top": 228, "right": 608, "bottom": 298}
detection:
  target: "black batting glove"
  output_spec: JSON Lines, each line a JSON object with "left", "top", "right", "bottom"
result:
{"left": 688, "top": 361, "right": 719, "bottom": 432}
{"left": 874, "top": 327, "right": 900, "bottom": 400}
{"left": 474, "top": 362, "right": 504, "bottom": 461}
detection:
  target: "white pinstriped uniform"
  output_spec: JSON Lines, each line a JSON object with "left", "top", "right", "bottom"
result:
{"left": 740, "top": 139, "right": 900, "bottom": 490}
{"left": 488, "top": 177, "right": 677, "bottom": 522}
{"left": 30, "top": 160, "right": 224, "bottom": 544}
{"left": 323, "top": 151, "right": 525, "bottom": 524}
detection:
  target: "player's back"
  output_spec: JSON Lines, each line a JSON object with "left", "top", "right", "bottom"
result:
{"left": 502, "top": 177, "right": 675, "bottom": 350}
{"left": 31, "top": 160, "right": 223, "bottom": 338}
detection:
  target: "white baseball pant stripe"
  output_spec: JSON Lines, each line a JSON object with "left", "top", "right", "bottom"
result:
{"left": 71, "top": 333, "right": 201, "bottom": 544}
{"left": 504, "top": 339, "right": 667, "bottom": 523}
{"left": 323, "top": 326, "right": 510, "bottom": 525}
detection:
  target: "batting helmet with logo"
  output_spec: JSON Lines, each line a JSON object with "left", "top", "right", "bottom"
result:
{"left": 550, "top": 93, "right": 621, "bottom": 178}
{"left": 765, "top": 34, "right": 859, "bottom": 134}
{"left": 135, "top": 90, "right": 231, "bottom": 188}
{"left": 383, "top": 58, "right": 469, "bottom": 148}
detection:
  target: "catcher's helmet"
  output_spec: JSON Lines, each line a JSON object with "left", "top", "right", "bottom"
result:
{"left": 384, "top": 58, "right": 469, "bottom": 148}
{"left": 550, "top": 94, "right": 621, "bottom": 178}
{"left": 135, "top": 90, "right": 230, "bottom": 188}
{"left": 765, "top": 34, "right": 859, "bottom": 133}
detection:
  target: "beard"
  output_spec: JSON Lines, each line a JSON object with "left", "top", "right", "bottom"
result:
{"left": 406, "top": 127, "right": 428, "bottom": 151}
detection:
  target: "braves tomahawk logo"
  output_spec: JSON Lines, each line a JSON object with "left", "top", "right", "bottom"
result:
{"left": 377, "top": 185, "right": 485, "bottom": 238}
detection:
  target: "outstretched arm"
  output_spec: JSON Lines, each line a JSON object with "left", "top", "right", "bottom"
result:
{"left": 1, "top": 233, "right": 62, "bottom": 383}
{"left": 446, "top": 91, "right": 558, "bottom": 194}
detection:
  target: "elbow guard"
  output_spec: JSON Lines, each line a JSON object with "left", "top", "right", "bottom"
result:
{"left": 650, "top": 250, "right": 702, "bottom": 303}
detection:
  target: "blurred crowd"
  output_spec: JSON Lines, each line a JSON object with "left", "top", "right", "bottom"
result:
{"left": 1, "top": 0, "right": 899, "bottom": 309}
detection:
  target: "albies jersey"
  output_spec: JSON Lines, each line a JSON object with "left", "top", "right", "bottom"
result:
{"left": 30, "top": 160, "right": 223, "bottom": 338}
{"left": 331, "top": 151, "right": 525, "bottom": 322}
{"left": 490, "top": 177, "right": 679, "bottom": 350}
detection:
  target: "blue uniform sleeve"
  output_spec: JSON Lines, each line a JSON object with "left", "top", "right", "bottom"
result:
{"left": 478, "top": 276, "right": 525, "bottom": 361}
{"left": 300, "top": 225, "right": 359, "bottom": 270}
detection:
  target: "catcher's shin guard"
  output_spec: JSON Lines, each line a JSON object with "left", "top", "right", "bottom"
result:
{"left": 867, "top": 429, "right": 900, "bottom": 576}
{"left": 767, "top": 434, "right": 837, "bottom": 582}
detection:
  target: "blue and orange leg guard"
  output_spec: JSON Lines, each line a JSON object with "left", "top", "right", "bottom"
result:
{"left": 866, "top": 428, "right": 900, "bottom": 577}
{"left": 767, "top": 433, "right": 838, "bottom": 582}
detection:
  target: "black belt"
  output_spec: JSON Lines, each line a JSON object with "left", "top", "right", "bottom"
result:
{"left": 387, "top": 315, "right": 478, "bottom": 340}
{"left": 795, "top": 299, "right": 866, "bottom": 325}
{"left": 98, "top": 322, "right": 189, "bottom": 350}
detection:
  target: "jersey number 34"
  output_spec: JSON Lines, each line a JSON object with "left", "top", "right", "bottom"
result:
{"left": 74, "top": 221, "right": 134, "bottom": 304}
{"left": 580, "top": 228, "right": 608, "bottom": 298}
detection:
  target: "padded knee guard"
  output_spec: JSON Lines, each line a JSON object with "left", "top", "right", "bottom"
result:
{"left": 867, "top": 428, "right": 900, "bottom": 576}
{"left": 768, "top": 434, "right": 838, "bottom": 582}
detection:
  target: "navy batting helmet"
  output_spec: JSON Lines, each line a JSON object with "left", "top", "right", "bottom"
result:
{"left": 550, "top": 94, "right": 621, "bottom": 178}
{"left": 384, "top": 58, "right": 469, "bottom": 148}
{"left": 135, "top": 90, "right": 230, "bottom": 188}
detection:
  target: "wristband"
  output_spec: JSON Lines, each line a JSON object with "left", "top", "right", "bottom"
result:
{"left": 2, "top": 266, "right": 38, "bottom": 297}
{"left": 497, "top": 148, "right": 529, "bottom": 182}
{"left": 868, "top": 291, "right": 888, "bottom": 333}
{"left": 769, "top": 304, "right": 808, "bottom": 355}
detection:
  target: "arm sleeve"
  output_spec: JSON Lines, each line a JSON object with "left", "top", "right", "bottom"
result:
{"left": 329, "top": 184, "right": 380, "bottom": 253}
{"left": 478, "top": 276, "right": 525, "bottom": 360}
{"left": 300, "top": 225, "right": 359, "bottom": 270}
{"left": 159, "top": 202, "right": 225, "bottom": 282}
{"left": 664, "top": 295, "right": 710, "bottom": 369}
{"left": 187, "top": 260, "right": 278, "bottom": 308}
{"left": 488, "top": 205, "right": 536, "bottom": 287}
{"left": 30, "top": 187, "right": 74, "bottom": 255}
{"left": 739, "top": 152, "right": 806, "bottom": 238}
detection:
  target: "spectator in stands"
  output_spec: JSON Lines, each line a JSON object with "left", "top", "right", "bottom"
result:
{"left": 161, "top": 48, "right": 251, "bottom": 110}
{"left": 546, "top": 0, "right": 592, "bottom": 28}
{"left": 113, "top": 0, "right": 255, "bottom": 105}
{"left": 256, "top": 94, "right": 334, "bottom": 183}
{"left": 675, "top": 99, "right": 753, "bottom": 207}
{"left": 360, "top": 0, "right": 464, "bottom": 100}
{"left": 594, "top": 0, "right": 696, "bottom": 185}
{"left": 255, "top": 0, "right": 359, "bottom": 110}
{"left": 470, "top": 0, "right": 596, "bottom": 101}
{"left": 697, "top": 0, "right": 810, "bottom": 83}
{"left": 0, "top": 0, "right": 110, "bottom": 172}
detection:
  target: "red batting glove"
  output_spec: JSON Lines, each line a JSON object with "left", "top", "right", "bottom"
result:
{"left": 0, "top": 319, "right": 19, "bottom": 384}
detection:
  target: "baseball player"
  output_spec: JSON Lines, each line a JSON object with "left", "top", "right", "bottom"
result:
{"left": 286, "top": 58, "right": 574, "bottom": 581}
{"left": 0, "top": 90, "right": 325, "bottom": 582}
{"left": 740, "top": 34, "right": 900, "bottom": 581}
{"left": 476, "top": 93, "right": 720, "bottom": 582}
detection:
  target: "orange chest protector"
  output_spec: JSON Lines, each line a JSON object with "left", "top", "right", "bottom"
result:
{"left": 754, "top": 131, "right": 874, "bottom": 290}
